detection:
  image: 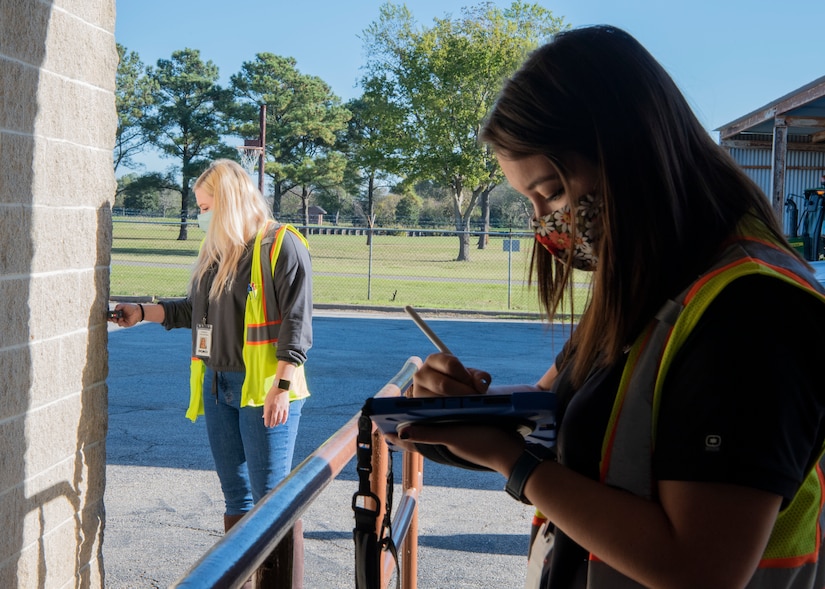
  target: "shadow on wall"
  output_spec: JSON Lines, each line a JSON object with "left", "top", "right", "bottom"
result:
{"left": 77, "top": 204, "right": 114, "bottom": 585}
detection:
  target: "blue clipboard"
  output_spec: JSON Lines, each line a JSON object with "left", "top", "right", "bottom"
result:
{"left": 363, "top": 391, "right": 557, "bottom": 448}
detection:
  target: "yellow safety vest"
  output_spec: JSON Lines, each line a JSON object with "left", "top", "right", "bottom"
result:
{"left": 187, "top": 222, "right": 310, "bottom": 422}
{"left": 591, "top": 236, "right": 825, "bottom": 588}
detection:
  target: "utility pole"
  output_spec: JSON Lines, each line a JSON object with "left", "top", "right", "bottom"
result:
{"left": 258, "top": 104, "right": 266, "bottom": 195}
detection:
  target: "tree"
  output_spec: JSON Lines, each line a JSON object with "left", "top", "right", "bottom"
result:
{"left": 116, "top": 172, "right": 180, "bottom": 214}
{"left": 314, "top": 185, "right": 354, "bottom": 224}
{"left": 374, "top": 193, "right": 400, "bottom": 227}
{"left": 114, "top": 44, "right": 156, "bottom": 172}
{"left": 340, "top": 93, "right": 405, "bottom": 243}
{"left": 361, "top": 1, "right": 566, "bottom": 260}
{"left": 419, "top": 197, "right": 453, "bottom": 228}
{"left": 396, "top": 190, "right": 423, "bottom": 226}
{"left": 142, "top": 48, "right": 233, "bottom": 240}
{"left": 231, "top": 53, "right": 351, "bottom": 228}
{"left": 490, "top": 181, "right": 533, "bottom": 229}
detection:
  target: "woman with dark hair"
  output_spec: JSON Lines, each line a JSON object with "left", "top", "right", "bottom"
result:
{"left": 388, "top": 26, "right": 825, "bottom": 588}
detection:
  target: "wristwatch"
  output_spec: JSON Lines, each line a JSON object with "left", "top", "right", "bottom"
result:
{"left": 505, "top": 445, "right": 545, "bottom": 504}
{"left": 277, "top": 378, "right": 291, "bottom": 391}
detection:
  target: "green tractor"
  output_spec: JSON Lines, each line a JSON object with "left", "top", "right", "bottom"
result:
{"left": 785, "top": 175, "right": 825, "bottom": 262}
{"left": 785, "top": 175, "right": 825, "bottom": 288}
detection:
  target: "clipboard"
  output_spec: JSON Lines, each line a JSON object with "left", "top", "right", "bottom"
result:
{"left": 363, "top": 391, "right": 557, "bottom": 448}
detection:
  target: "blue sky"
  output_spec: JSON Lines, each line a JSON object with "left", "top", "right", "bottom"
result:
{"left": 116, "top": 0, "right": 824, "bottom": 173}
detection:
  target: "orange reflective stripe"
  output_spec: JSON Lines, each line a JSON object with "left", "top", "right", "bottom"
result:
{"left": 246, "top": 322, "right": 280, "bottom": 345}
{"left": 759, "top": 553, "right": 819, "bottom": 568}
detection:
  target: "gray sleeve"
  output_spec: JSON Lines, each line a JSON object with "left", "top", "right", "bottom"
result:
{"left": 159, "top": 297, "right": 193, "bottom": 330}
{"left": 272, "top": 231, "right": 313, "bottom": 364}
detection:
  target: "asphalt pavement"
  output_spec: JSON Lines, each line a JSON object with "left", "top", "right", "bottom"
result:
{"left": 103, "top": 309, "right": 568, "bottom": 588}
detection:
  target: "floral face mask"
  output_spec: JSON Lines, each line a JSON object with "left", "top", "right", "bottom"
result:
{"left": 532, "top": 193, "right": 601, "bottom": 271}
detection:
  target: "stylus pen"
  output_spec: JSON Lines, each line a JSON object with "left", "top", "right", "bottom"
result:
{"left": 404, "top": 305, "right": 455, "bottom": 355}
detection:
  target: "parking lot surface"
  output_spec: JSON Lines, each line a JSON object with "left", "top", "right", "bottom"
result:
{"left": 104, "top": 311, "right": 567, "bottom": 588}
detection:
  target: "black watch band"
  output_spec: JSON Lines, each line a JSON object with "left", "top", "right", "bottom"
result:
{"left": 505, "top": 446, "right": 544, "bottom": 504}
{"left": 277, "top": 378, "right": 291, "bottom": 390}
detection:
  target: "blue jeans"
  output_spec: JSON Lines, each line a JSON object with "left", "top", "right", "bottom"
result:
{"left": 202, "top": 369, "right": 304, "bottom": 515}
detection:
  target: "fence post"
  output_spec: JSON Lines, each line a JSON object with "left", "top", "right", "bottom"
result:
{"left": 507, "top": 228, "right": 513, "bottom": 309}
{"left": 367, "top": 226, "right": 374, "bottom": 301}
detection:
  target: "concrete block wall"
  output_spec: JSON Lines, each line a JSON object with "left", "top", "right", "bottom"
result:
{"left": 0, "top": 0, "right": 117, "bottom": 587}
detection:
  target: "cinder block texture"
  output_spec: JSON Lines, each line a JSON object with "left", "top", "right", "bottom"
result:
{"left": 0, "top": 133, "right": 36, "bottom": 205}
{"left": 53, "top": 0, "right": 117, "bottom": 33}
{"left": 0, "top": 1, "right": 52, "bottom": 66}
{"left": 0, "top": 60, "right": 41, "bottom": 134}
{"left": 0, "top": 0, "right": 116, "bottom": 587}
{"left": 40, "top": 7, "right": 118, "bottom": 90}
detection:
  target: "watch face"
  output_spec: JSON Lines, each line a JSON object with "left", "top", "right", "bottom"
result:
{"left": 277, "top": 378, "right": 291, "bottom": 390}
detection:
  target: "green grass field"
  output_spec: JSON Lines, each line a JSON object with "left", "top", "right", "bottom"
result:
{"left": 110, "top": 219, "right": 590, "bottom": 315}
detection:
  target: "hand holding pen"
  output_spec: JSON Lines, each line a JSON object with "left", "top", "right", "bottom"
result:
{"left": 404, "top": 305, "right": 490, "bottom": 396}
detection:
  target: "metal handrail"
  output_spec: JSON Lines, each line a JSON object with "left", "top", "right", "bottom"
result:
{"left": 173, "top": 356, "right": 423, "bottom": 588}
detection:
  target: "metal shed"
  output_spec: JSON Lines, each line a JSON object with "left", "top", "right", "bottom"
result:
{"left": 717, "top": 75, "right": 825, "bottom": 221}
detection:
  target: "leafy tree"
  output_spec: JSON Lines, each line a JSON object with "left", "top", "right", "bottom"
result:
{"left": 415, "top": 180, "right": 451, "bottom": 202}
{"left": 114, "top": 44, "right": 156, "bottom": 172}
{"left": 361, "top": 1, "right": 566, "bottom": 260}
{"left": 116, "top": 172, "right": 181, "bottom": 214}
{"left": 395, "top": 190, "right": 423, "bottom": 226}
{"left": 314, "top": 185, "right": 354, "bottom": 224}
{"left": 490, "top": 181, "right": 533, "bottom": 229}
{"left": 340, "top": 93, "right": 405, "bottom": 243}
{"left": 231, "top": 53, "right": 351, "bottom": 228}
{"left": 142, "top": 48, "right": 234, "bottom": 239}
{"left": 419, "top": 198, "right": 453, "bottom": 228}
{"left": 374, "top": 193, "right": 400, "bottom": 227}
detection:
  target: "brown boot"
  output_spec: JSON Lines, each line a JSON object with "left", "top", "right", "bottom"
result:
{"left": 256, "top": 521, "right": 304, "bottom": 589}
{"left": 224, "top": 513, "right": 245, "bottom": 532}
{"left": 224, "top": 514, "right": 255, "bottom": 589}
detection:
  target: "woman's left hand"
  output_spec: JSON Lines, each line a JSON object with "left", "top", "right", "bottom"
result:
{"left": 264, "top": 388, "right": 290, "bottom": 428}
{"left": 387, "top": 423, "right": 524, "bottom": 475}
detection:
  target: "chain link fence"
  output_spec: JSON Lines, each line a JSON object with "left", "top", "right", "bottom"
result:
{"left": 110, "top": 219, "right": 590, "bottom": 317}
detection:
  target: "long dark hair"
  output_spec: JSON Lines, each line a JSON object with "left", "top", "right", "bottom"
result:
{"left": 481, "top": 25, "right": 789, "bottom": 385}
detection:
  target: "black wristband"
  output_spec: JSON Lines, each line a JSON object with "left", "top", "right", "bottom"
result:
{"left": 505, "top": 445, "right": 544, "bottom": 504}
{"left": 137, "top": 303, "right": 145, "bottom": 322}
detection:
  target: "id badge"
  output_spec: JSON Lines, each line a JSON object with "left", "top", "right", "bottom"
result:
{"left": 196, "top": 323, "right": 213, "bottom": 358}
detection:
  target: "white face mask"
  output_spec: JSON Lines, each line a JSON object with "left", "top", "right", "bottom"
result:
{"left": 197, "top": 210, "right": 213, "bottom": 233}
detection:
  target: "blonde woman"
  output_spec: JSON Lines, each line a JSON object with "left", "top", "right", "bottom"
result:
{"left": 113, "top": 159, "right": 312, "bottom": 584}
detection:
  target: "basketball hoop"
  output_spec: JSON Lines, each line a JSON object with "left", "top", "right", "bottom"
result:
{"left": 239, "top": 122, "right": 266, "bottom": 195}
{"left": 237, "top": 144, "right": 263, "bottom": 176}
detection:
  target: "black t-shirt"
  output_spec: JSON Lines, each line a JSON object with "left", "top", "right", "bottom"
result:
{"left": 545, "top": 274, "right": 825, "bottom": 587}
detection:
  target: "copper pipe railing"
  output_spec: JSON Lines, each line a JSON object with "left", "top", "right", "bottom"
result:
{"left": 173, "top": 356, "right": 423, "bottom": 589}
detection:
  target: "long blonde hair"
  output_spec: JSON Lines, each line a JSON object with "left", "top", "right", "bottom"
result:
{"left": 190, "top": 159, "right": 273, "bottom": 300}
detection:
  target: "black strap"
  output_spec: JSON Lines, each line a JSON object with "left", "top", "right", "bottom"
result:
{"left": 353, "top": 410, "right": 400, "bottom": 589}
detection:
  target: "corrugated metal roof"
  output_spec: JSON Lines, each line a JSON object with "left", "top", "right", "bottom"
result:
{"left": 717, "top": 75, "right": 825, "bottom": 140}
{"left": 717, "top": 76, "right": 825, "bottom": 219}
